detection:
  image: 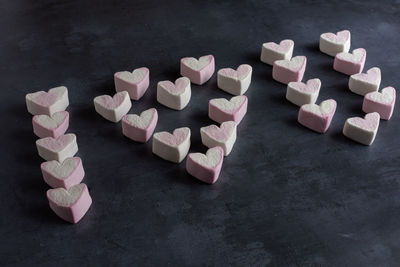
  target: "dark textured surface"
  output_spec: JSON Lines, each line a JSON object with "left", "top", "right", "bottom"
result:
{"left": 1, "top": 0, "right": 399, "bottom": 266}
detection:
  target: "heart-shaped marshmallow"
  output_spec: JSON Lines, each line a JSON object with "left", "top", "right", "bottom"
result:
{"left": 349, "top": 67, "right": 381, "bottom": 96}
{"left": 26, "top": 86, "right": 69, "bottom": 116}
{"left": 363, "top": 87, "right": 396, "bottom": 120}
{"left": 343, "top": 112, "right": 380, "bottom": 145}
{"left": 260, "top": 39, "right": 294, "bottom": 65}
{"left": 114, "top": 67, "right": 149, "bottom": 100}
{"left": 157, "top": 77, "right": 191, "bottom": 110}
{"left": 286, "top": 78, "right": 321, "bottom": 107}
{"left": 217, "top": 64, "right": 253, "bottom": 95}
{"left": 122, "top": 108, "right": 158, "bottom": 142}
{"left": 272, "top": 56, "right": 307, "bottom": 84}
{"left": 152, "top": 127, "right": 191, "bottom": 163}
{"left": 41, "top": 157, "right": 84, "bottom": 189}
{"left": 36, "top": 133, "right": 78, "bottom": 162}
{"left": 47, "top": 183, "right": 92, "bottom": 223}
{"left": 334, "top": 48, "right": 366, "bottom": 75}
{"left": 94, "top": 91, "right": 132, "bottom": 122}
{"left": 180, "top": 55, "right": 215, "bottom": 85}
{"left": 319, "top": 30, "right": 351, "bottom": 56}
{"left": 32, "top": 111, "right": 69, "bottom": 138}
{"left": 200, "top": 121, "right": 237, "bottom": 156}
{"left": 209, "top": 95, "right": 248, "bottom": 125}
{"left": 298, "top": 99, "right": 337, "bottom": 133}
{"left": 186, "top": 146, "right": 224, "bottom": 184}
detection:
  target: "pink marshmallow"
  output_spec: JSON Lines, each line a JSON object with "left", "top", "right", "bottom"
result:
{"left": 363, "top": 87, "right": 396, "bottom": 120}
{"left": 47, "top": 183, "right": 92, "bottom": 224}
{"left": 122, "top": 108, "right": 158, "bottom": 142}
{"left": 114, "top": 67, "right": 150, "bottom": 100}
{"left": 186, "top": 146, "right": 224, "bottom": 184}
{"left": 333, "top": 48, "right": 366, "bottom": 75}
{"left": 32, "top": 111, "right": 69, "bottom": 138}
{"left": 272, "top": 56, "right": 307, "bottom": 84}
{"left": 180, "top": 55, "right": 215, "bottom": 85}
{"left": 298, "top": 99, "right": 337, "bottom": 133}
{"left": 209, "top": 95, "right": 248, "bottom": 124}
{"left": 41, "top": 157, "right": 84, "bottom": 189}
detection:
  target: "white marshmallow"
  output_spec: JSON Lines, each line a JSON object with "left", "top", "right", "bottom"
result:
{"left": 217, "top": 64, "right": 252, "bottom": 95}
{"left": 94, "top": 91, "right": 132, "bottom": 122}
{"left": 286, "top": 78, "right": 321, "bottom": 106}
{"left": 200, "top": 121, "right": 237, "bottom": 156}
{"left": 157, "top": 77, "right": 191, "bottom": 110}
{"left": 152, "top": 127, "right": 191, "bottom": 163}
{"left": 260, "top": 40, "right": 294, "bottom": 65}
{"left": 348, "top": 67, "right": 381, "bottom": 96}
{"left": 319, "top": 30, "right": 351, "bottom": 57}
{"left": 36, "top": 134, "right": 78, "bottom": 162}
{"left": 26, "top": 86, "right": 69, "bottom": 116}
{"left": 343, "top": 112, "right": 380, "bottom": 145}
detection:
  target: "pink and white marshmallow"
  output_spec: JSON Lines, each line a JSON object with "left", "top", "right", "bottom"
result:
{"left": 186, "top": 146, "right": 224, "bottom": 184}
{"left": 348, "top": 67, "right": 381, "bottom": 96}
{"left": 26, "top": 86, "right": 69, "bottom": 116}
{"left": 32, "top": 111, "right": 69, "bottom": 138}
{"left": 47, "top": 183, "right": 92, "bottom": 223}
{"left": 36, "top": 133, "right": 78, "bottom": 162}
{"left": 114, "top": 67, "right": 150, "bottom": 100}
{"left": 180, "top": 55, "right": 215, "bottom": 85}
{"left": 286, "top": 78, "right": 321, "bottom": 107}
{"left": 298, "top": 99, "right": 337, "bottom": 133}
{"left": 152, "top": 127, "right": 191, "bottom": 163}
{"left": 157, "top": 77, "right": 191, "bottom": 110}
{"left": 272, "top": 56, "right": 307, "bottom": 84}
{"left": 343, "top": 112, "right": 380, "bottom": 145}
{"left": 122, "top": 108, "right": 158, "bottom": 142}
{"left": 363, "top": 87, "right": 396, "bottom": 120}
{"left": 319, "top": 30, "right": 351, "bottom": 56}
{"left": 94, "top": 91, "right": 132, "bottom": 122}
{"left": 200, "top": 121, "right": 237, "bottom": 156}
{"left": 41, "top": 157, "right": 84, "bottom": 189}
{"left": 217, "top": 64, "right": 252, "bottom": 95}
{"left": 334, "top": 48, "right": 366, "bottom": 75}
{"left": 209, "top": 95, "right": 248, "bottom": 125}
{"left": 260, "top": 39, "right": 294, "bottom": 65}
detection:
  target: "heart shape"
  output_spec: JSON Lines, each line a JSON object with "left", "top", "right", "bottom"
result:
{"left": 298, "top": 99, "right": 337, "bottom": 134}
{"left": 302, "top": 99, "right": 337, "bottom": 116}
{"left": 351, "top": 67, "right": 381, "bottom": 84}
{"left": 275, "top": 56, "right": 307, "bottom": 72}
{"left": 115, "top": 67, "right": 149, "bottom": 84}
{"left": 289, "top": 79, "right": 321, "bottom": 94}
{"left": 366, "top": 87, "right": 396, "bottom": 104}
{"left": 263, "top": 39, "right": 294, "bottom": 54}
{"left": 180, "top": 55, "right": 215, "bottom": 85}
{"left": 114, "top": 67, "right": 150, "bottom": 100}
{"left": 94, "top": 91, "right": 132, "bottom": 122}
{"left": 122, "top": 108, "right": 158, "bottom": 142}
{"left": 286, "top": 78, "right": 321, "bottom": 107}
{"left": 186, "top": 146, "right": 224, "bottom": 184}
{"left": 181, "top": 55, "right": 213, "bottom": 71}
{"left": 200, "top": 121, "right": 237, "bottom": 156}
{"left": 41, "top": 157, "right": 84, "bottom": 189}
{"left": 218, "top": 64, "right": 252, "bottom": 80}
{"left": 158, "top": 77, "right": 190, "bottom": 95}
{"left": 209, "top": 95, "right": 248, "bottom": 124}
{"left": 363, "top": 87, "right": 396, "bottom": 120}
{"left": 36, "top": 133, "right": 78, "bottom": 162}
{"left": 157, "top": 77, "right": 191, "bottom": 110}
{"left": 347, "top": 112, "right": 380, "bottom": 131}
{"left": 336, "top": 48, "right": 366, "bottom": 63}
{"left": 26, "top": 86, "right": 69, "bottom": 116}
{"left": 47, "top": 183, "right": 92, "bottom": 223}
{"left": 32, "top": 111, "right": 69, "bottom": 138}
{"left": 152, "top": 127, "right": 191, "bottom": 163}
{"left": 349, "top": 67, "right": 381, "bottom": 96}
{"left": 321, "top": 30, "right": 350, "bottom": 44}
{"left": 343, "top": 112, "right": 380, "bottom": 145}
{"left": 217, "top": 64, "right": 253, "bottom": 95}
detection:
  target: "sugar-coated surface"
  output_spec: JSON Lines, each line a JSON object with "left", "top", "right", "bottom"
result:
{"left": 369, "top": 87, "right": 395, "bottom": 103}
{"left": 124, "top": 108, "right": 156, "bottom": 129}
{"left": 44, "top": 158, "right": 80, "bottom": 179}
{"left": 189, "top": 147, "right": 223, "bottom": 168}
{"left": 210, "top": 96, "right": 246, "bottom": 113}
{"left": 302, "top": 99, "right": 336, "bottom": 115}
{"left": 275, "top": 56, "right": 306, "bottom": 70}
{"left": 116, "top": 68, "right": 148, "bottom": 83}
{"left": 49, "top": 184, "right": 85, "bottom": 206}
{"left": 201, "top": 121, "right": 236, "bottom": 142}
{"left": 182, "top": 55, "right": 212, "bottom": 70}
{"left": 34, "top": 111, "right": 68, "bottom": 129}
{"left": 337, "top": 48, "right": 365, "bottom": 62}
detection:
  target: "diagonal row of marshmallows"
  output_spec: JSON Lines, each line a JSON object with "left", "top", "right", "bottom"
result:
{"left": 260, "top": 30, "right": 396, "bottom": 145}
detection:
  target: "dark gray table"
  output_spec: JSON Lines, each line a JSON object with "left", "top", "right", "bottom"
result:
{"left": 1, "top": 0, "right": 399, "bottom": 266}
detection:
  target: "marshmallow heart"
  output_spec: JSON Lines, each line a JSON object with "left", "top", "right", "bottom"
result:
{"left": 122, "top": 108, "right": 158, "bottom": 142}
{"left": 41, "top": 157, "right": 85, "bottom": 189}
{"left": 298, "top": 99, "right": 337, "bottom": 133}
{"left": 114, "top": 67, "right": 150, "bottom": 100}
{"left": 319, "top": 30, "right": 351, "bottom": 56}
{"left": 260, "top": 39, "right": 294, "bottom": 65}
{"left": 343, "top": 112, "right": 380, "bottom": 145}
{"left": 217, "top": 64, "right": 253, "bottom": 95}
{"left": 94, "top": 91, "right": 132, "bottom": 122}
{"left": 363, "top": 87, "right": 396, "bottom": 120}
{"left": 349, "top": 67, "right": 381, "bottom": 96}
{"left": 26, "top": 86, "right": 69, "bottom": 116}
{"left": 334, "top": 48, "right": 366, "bottom": 75}
{"left": 286, "top": 78, "right": 321, "bottom": 107}
{"left": 209, "top": 95, "right": 248, "bottom": 125}
{"left": 36, "top": 133, "right": 78, "bottom": 162}
{"left": 180, "top": 55, "right": 215, "bottom": 85}
{"left": 157, "top": 77, "right": 191, "bottom": 110}
{"left": 47, "top": 183, "right": 92, "bottom": 223}
{"left": 32, "top": 111, "right": 69, "bottom": 138}
{"left": 152, "top": 127, "right": 191, "bottom": 163}
{"left": 272, "top": 56, "right": 307, "bottom": 84}
{"left": 200, "top": 121, "right": 237, "bottom": 156}
{"left": 186, "top": 146, "right": 224, "bottom": 184}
